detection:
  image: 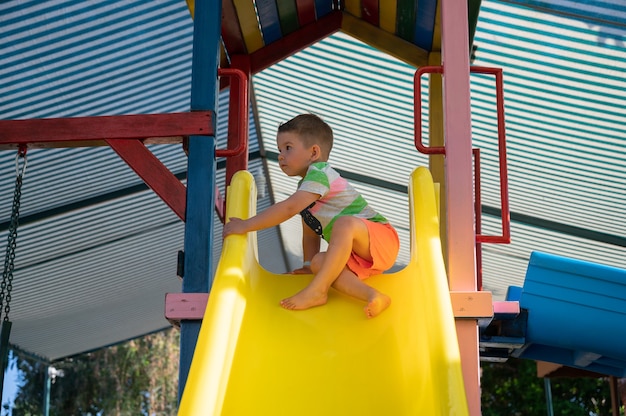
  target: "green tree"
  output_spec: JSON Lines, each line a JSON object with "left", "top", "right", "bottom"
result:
{"left": 10, "top": 328, "right": 179, "bottom": 415}
{"left": 481, "top": 358, "right": 623, "bottom": 416}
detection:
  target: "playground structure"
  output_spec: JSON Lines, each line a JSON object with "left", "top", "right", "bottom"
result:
{"left": 177, "top": 167, "right": 468, "bottom": 414}
{"left": 1, "top": 0, "right": 625, "bottom": 414}
{"left": 1, "top": 1, "right": 493, "bottom": 412}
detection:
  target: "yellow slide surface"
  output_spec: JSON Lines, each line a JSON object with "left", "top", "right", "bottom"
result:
{"left": 178, "top": 167, "right": 468, "bottom": 415}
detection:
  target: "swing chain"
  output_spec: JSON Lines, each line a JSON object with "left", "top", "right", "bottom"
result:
{"left": 0, "top": 147, "right": 27, "bottom": 323}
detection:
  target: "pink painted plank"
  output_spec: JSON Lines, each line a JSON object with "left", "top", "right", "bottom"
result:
{"left": 165, "top": 293, "right": 209, "bottom": 321}
{"left": 492, "top": 301, "right": 520, "bottom": 317}
{"left": 440, "top": 0, "right": 479, "bottom": 413}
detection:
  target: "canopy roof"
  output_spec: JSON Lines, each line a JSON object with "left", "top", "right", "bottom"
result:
{"left": 0, "top": 0, "right": 624, "bottom": 362}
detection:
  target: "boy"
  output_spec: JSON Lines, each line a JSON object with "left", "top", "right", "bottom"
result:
{"left": 222, "top": 114, "right": 399, "bottom": 318}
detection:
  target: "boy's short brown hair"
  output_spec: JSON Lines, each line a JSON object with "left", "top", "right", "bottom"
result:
{"left": 278, "top": 113, "right": 333, "bottom": 159}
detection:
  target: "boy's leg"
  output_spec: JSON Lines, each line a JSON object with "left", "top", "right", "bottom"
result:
{"left": 307, "top": 252, "right": 372, "bottom": 301}
{"left": 280, "top": 216, "right": 370, "bottom": 310}
{"left": 330, "top": 267, "right": 391, "bottom": 318}
{"left": 280, "top": 217, "right": 391, "bottom": 317}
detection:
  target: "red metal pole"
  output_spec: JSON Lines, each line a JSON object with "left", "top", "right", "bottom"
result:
{"left": 222, "top": 59, "right": 250, "bottom": 179}
{"left": 414, "top": 66, "right": 445, "bottom": 155}
{"left": 216, "top": 67, "right": 249, "bottom": 159}
{"left": 473, "top": 148, "right": 483, "bottom": 291}
{"left": 471, "top": 66, "right": 510, "bottom": 244}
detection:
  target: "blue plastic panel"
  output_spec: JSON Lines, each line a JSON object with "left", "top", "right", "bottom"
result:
{"left": 515, "top": 251, "right": 626, "bottom": 377}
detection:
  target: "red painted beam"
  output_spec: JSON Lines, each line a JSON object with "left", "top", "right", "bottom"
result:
{"left": 249, "top": 10, "right": 342, "bottom": 73}
{"left": 361, "top": 0, "right": 379, "bottom": 26}
{"left": 296, "top": 0, "right": 316, "bottom": 26}
{"left": 0, "top": 112, "right": 213, "bottom": 149}
{"left": 106, "top": 138, "right": 188, "bottom": 221}
{"left": 222, "top": 0, "right": 247, "bottom": 56}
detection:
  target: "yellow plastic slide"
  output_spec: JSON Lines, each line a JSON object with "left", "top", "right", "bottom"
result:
{"left": 178, "top": 167, "right": 468, "bottom": 415}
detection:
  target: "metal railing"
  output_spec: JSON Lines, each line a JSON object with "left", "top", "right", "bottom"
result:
{"left": 414, "top": 65, "right": 511, "bottom": 288}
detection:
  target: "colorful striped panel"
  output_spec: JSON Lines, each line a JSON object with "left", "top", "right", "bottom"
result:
{"left": 379, "top": 0, "right": 398, "bottom": 33}
{"left": 314, "top": 0, "right": 334, "bottom": 18}
{"left": 222, "top": 0, "right": 247, "bottom": 55}
{"left": 361, "top": 0, "right": 379, "bottom": 26}
{"left": 233, "top": 0, "right": 265, "bottom": 52}
{"left": 344, "top": 0, "right": 361, "bottom": 17}
{"left": 341, "top": 13, "right": 429, "bottom": 68}
{"left": 276, "top": 0, "right": 300, "bottom": 35}
{"left": 414, "top": 0, "right": 437, "bottom": 50}
{"left": 296, "top": 0, "right": 316, "bottom": 25}
{"left": 256, "top": 0, "right": 283, "bottom": 44}
{"left": 396, "top": 0, "right": 417, "bottom": 41}
{"left": 249, "top": 10, "right": 342, "bottom": 73}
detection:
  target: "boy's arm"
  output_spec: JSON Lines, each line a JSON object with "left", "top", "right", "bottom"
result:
{"left": 290, "top": 219, "right": 320, "bottom": 274}
{"left": 223, "top": 190, "right": 319, "bottom": 237}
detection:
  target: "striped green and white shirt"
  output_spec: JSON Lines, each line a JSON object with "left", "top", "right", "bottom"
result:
{"left": 298, "top": 162, "right": 388, "bottom": 242}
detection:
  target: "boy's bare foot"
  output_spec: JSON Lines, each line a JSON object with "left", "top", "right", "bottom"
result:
{"left": 364, "top": 292, "right": 391, "bottom": 318}
{"left": 280, "top": 287, "right": 328, "bottom": 310}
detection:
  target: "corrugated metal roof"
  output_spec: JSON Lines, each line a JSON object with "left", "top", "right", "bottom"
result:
{"left": 0, "top": 0, "right": 284, "bottom": 361}
{"left": 0, "top": 0, "right": 624, "bottom": 362}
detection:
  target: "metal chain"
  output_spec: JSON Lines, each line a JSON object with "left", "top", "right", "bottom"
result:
{"left": 0, "top": 148, "right": 27, "bottom": 322}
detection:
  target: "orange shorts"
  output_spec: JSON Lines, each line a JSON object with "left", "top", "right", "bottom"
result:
{"left": 346, "top": 220, "right": 400, "bottom": 280}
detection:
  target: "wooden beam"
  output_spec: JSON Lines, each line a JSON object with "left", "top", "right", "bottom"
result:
{"left": 450, "top": 291, "right": 493, "bottom": 319}
{"left": 379, "top": 0, "right": 398, "bottom": 34}
{"left": 249, "top": 10, "right": 342, "bottom": 73}
{"left": 165, "top": 293, "right": 209, "bottom": 325}
{"left": 167, "top": 292, "right": 495, "bottom": 322}
{"left": 221, "top": 0, "right": 248, "bottom": 55}
{"left": 295, "top": 0, "right": 316, "bottom": 26}
{"left": 233, "top": 0, "right": 265, "bottom": 53}
{"left": 341, "top": 13, "right": 429, "bottom": 68}
{"left": 0, "top": 112, "right": 213, "bottom": 149}
{"left": 276, "top": 0, "right": 300, "bottom": 35}
{"left": 105, "top": 139, "right": 188, "bottom": 221}
{"left": 361, "top": 0, "right": 379, "bottom": 26}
